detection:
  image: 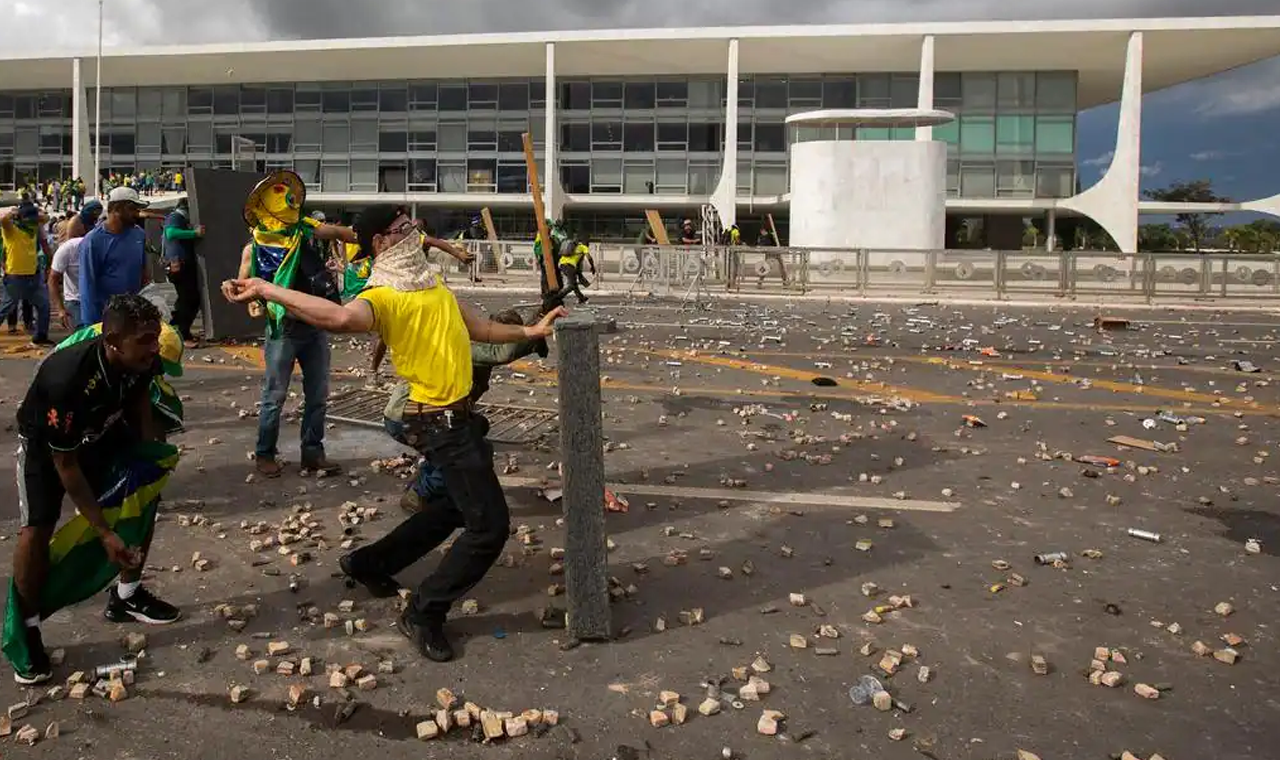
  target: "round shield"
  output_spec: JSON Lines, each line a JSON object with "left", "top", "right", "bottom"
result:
{"left": 1159, "top": 266, "right": 1178, "bottom": 282}
{"left": 642, "top": 253, "right": 659, "bottom": 276}
{"left": 1179, "top": 267, "right": 1199, "bottom": 285}
{"left": 818, "top": 260, "right": 835, "bottom": 277}
{"left": 622, "top": 252, "right": 641, "bottom": 274}
{"left": 1235, "top": 266, "right": 1252, "bottom": 283}
{"left": 888, "top": 260, "right": 906, "bottom": 274}
{"left": 1030, "top": 265, "right": 1047, "bottom": 281}
{"left": 1252, "top": 269, "right": 1272, "bottom": 287}
{"left": 954, "top": 262, "right": 975, "bottom": 281}
{"left": 754, "top": 260, "right": 772, "bottom": 276}
{"left": 500, "top": 252, "right": 515, "bottom": 270}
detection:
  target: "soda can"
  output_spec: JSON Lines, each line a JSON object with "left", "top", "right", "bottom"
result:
{"left": 1127, "top": 529, "right": 1162, "bottom": 543}
{"left": 1034, "top": 552, "right": 1068, "bottom": 565}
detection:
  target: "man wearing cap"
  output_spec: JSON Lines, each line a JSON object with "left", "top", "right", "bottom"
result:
{"left": 59, "top": 199, "right": 103, "bottom": 244}
{"left": 78, "top": 187, "right": 153, "bottom": 328}
{"left": 163, "top": 198, "right": 205, "bottom": 348}
{"left": 0, "top": 201, "right": 54, "bottom": 346}
{"left": 222, "top": 205, "right": 566, "bottom": 663}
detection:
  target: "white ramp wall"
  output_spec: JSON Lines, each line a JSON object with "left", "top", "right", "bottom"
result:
{"left": 789, "top": 140, "right": 948, "bottom": 257}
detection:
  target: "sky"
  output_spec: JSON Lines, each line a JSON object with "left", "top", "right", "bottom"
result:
{"left": 1, "top": 0, "right": 1278, "bottom": 205}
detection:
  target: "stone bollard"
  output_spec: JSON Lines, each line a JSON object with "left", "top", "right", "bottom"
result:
{"left": 554, "top": 310, "right": 612, "bottom": 641}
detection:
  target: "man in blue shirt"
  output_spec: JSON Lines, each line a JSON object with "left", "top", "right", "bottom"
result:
{"left": 162, "top": 199, "right": 205, "bottom": 347}
{"left": 79, "top": 187, "right": 151, "bottom": 326}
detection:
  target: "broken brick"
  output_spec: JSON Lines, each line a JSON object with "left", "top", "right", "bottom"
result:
{"left": 1101, "top": 671, "right": 1124, "bottom": 688}
{"left": 1191, "top": 641, "right": 1212, "bottom": 657}
{"left": 1214, "top": 602, "right": 1234, "bottom": 617}
{"left": 436, "top": 688, "right": 458, "bottom": 710}
{"left": 267, "top": 641, "right": 291, "bottom": 656}
{"left": 504, "top": 717, "right": 529, "bottom": 737}
{"left": 756, "top": 709, "right": 784, "bottom": 736}
{"left": 873, "top": 691, "right": 893, "bottom": 711}
{"left": 1133, "top": 683, "right": 1160, "bottom": 700}
{"left": 672, "top": 703, "right": 688, "bottom": 725}
{"left": 230, "top": 685, "right": 251, "bottom": 704}
{"left": 649, "top": 710, "right": 670, "bottom": 728}
{"left": 1031, "top": 655, "right": 1049, "bottom": 675}
{"left": 415, "top": 721, "right": 439, "bottom": 740}
{"left": 481, "top": 711, "right": 505, "bottom": 740}
{"left": 658, "top": 690, "right": 680, "bottom": 707}
{"left": 698, "top": 698, "right": 721, "bottom": 716}
{"left": 1213, "top": 648, "right": 1240, "bottom": 665}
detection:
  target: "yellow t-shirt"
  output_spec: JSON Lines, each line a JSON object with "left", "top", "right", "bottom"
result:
{"left": 357, "top": 285, "right": 472, "bottom": 407}
{"left": 559, "top": 243, "right": 588, "bottom": 268}
{"left": 0, "top": 221, "right": 39, "bottom": 276}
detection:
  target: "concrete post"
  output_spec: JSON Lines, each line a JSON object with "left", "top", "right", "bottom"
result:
{"left": 544, "top": 42, "right": 561, "bottom": 221}
{"left": 1046, "top": 209, "right": 1057, "bottom": 252}
{"left": 709, "top": 38, "right": 740, "bottom": 229}
{"left": 71, "top": 58, "right": 86, "bottom": 180}
{"left": 555, "top": 311, "right": 611, "bottom": 641}
{"left": 916, "top": 35, "right": 936, "bottom": 141}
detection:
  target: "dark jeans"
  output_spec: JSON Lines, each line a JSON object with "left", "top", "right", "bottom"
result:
{"left": 349, "top": 409, "right": 509, "bottom": 621}
{"left": 255, "top": 327, "right": 330, "bottom": 463}
{"left": 169, "top": 259, "right": 202, "bottom": 341}
{"left": 0, "top": 275, "right": 50, "bottom": 340}
{"left": 555, "top": 263, "right": 589, "bottom": 303}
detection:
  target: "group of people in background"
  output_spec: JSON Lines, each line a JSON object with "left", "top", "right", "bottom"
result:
{"left": 99, "top": 170, "right": 184, "bottom": 200}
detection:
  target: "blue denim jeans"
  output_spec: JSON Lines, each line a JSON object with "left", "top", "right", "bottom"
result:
{"left": 0, "top": 274, "right": 50, "bottom": 341}
{"left": 384, "top": 418, "right": 447, "bottom": 498}
{"left": 256, "top": 326, "right": 330, "bottom": 462}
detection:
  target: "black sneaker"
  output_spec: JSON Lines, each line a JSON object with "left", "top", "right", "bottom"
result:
{"left": 338, "top": 553, "right": 400, "bottom": 599}
{"left": 104, "top": 586, "right": 182, "bottom": 625}
{"left": 396, "top": 610, "right": 454, "bottom": 663}
{"left": 13, "top": 627, "right": 52, "bottom": 685}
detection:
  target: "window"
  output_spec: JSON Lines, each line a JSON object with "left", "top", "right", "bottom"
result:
{"left": 858, "top": 75, "right": 890, "bottom": 107}
{"left": 997, "top": 159, "right": 1035, "bottom": 197}
{"left": 351, "top": 120, "right": 378, "bottom": 151}
{"left": 408, "top": 158, "right": 436, "bottom": 190}
{"left": 498, "top": 129, "right": 524, "bottom": 153}
{"left": 379, "top": 85, "right": 408, "bottom": 113}
{"left": 753, "top": 163, "right": 787, "bottom": 195}
{"left": 295, "top": 88, "right": 322, "bottom": 112}
{"left": 439, "top": 85, "right": 468, "bottom": 112}
{"left": 468, "top": 83, "right": 498, "bottom": 110}
{"left": 408, "top": 130, "right": 436, "bottom": 151}
{"left": 591, "top": 122, "right": 622, "bottom": 151}
{"left": 890, "top": 75, "right": 919, "bottom": 108}
{"left": 351, "top": 159, "right": 378, "bottom": 190}
{"left": 754, "top": 78, "right": 787, "bottom": 109}
{"left": 688, "top": 161, "right": 718, "bottom": 194}
{"left": 935, "top": 74, "right": 962, "bottom": 106}
{"left": 625, "top": 82, "right": 656, "bottom": 110}
{"left": 215, "top": 133, "right": 233, "bottom": 154}
{"left": 0, "top": 95, "right": 13, "bottom": 117}
{"left": 499, "top": 82, "right": 529, "bottom": 111}
{"left": 946, "top": 158, "right": 960, "bottom": 196}
{"left": 265, "top": 131, "right": 291, "bottom": 153}
{"left": 1036, "top": 72, "right": 1076, "bottom": 111}
{"left": 788, "top": 79, "right": 822, "bottom": 108}
{"left": 561, "top": 123, "right": 590, "bottom": 152}
{"left": 562, "top": 82, "right": 591, "bottom": 110}
{"left": 688, "top": 123, "right": 721, "bottom": 152}
{"left": 738, "top": 122, "right": 753, "bottom": 151}
{"left": 137, "top": 124, "right": 162, "bottom": 152}
{"left": 162, "top": 127, "right": 186, "bottom": 154}
{"left": 962, "top": 74, "right": 996, "bottom": 111}
{"left": 561, "top": 162, "right": 589, "bottom": 193}
{"left": 110, "top": 132, "right": 135, "bottom": 155}
{"left": 14, "top": 95, "right": 37, "bottom": 119}
{"left": 267, "top": 88, "right": 294, "bottom": 115}
{"left": 212, "top": 86, "right": 239, "bottom": 115}
{"left": 322, "top": 89, "right": 350, "bottom": 114}
{"left": 380, "top": 162, "right": 407, "bottom": 192}
{"left": 688, "top": 80, "right": 719, "bottom": 109}
{"left": 530, "top": 80, "right": 546, "bottom": 107}
{"left": 111, "top": 89, "right": 136, "bottom": 119}
{"left": 241, "top": 87, "right": 267, "bottom": 114}
{"left": 624, "top": 122, "right": 654, "bottom": 152}
{"left": 858, "top": 127, "right": 890, "bottom": 141}
{"left": 998, "top": 73, "right": 1036, "bottom": 109}
{"left": 138, "top": 89, "right": 163, "bottom": 119}
{"left": 321, "top": 162, "right": 350, "bottom": 192}
{"left": 409, "top": 83, "right": 438, "bottom": 111}
{"left": 960, "top": 163, "right": 995, "bottom": 197}
{"left": 39, "top": 128, "right": 64, "bottom": 155}
{"left": 591, "top": 159, "right": 622, "bottom": 192}
{"left": 996, "top": 115, "right": 1034, "bottom": 154}
{"left": 754, "top": 123, "right": 785, "bottom": 152}
{"left": 736, "top": 158, "right": 752, "bottom": 194}
{"left": 823, "top": 78, "right": 857, "bottom": 108}
{"left": 351, "top": 88, "right": 378, "bottom": 112}
{"left": 959, "top": 116, "right": 995, "bottom": 154}
{"left": 1035, "top": 164, "right": 1074, "bottom": 198}
{"left": 592, "top": 82, "right": 623, "bottom": 108}
{"left": 468, "top": 127, "right": 497, "bottom": 152}
{"left": 497, "top": 162, "right": 526, "bottom": 193}
{"left": 1035, "top": 116, "right": 1074, "bottom": 154}
{"left": 438, "top": 122, "right": 466, "bottom": 152}
{"left": 656, "top": 122, "right": 686, "bottom": 151}
{"left": 15, "top": 127, "right": 38, "bottom": 155}
{"left": 295, "top": 159, "right": 320, "bottom": 185}
{"left": 322, "top": 123, "right": 350, "bottom": 153}
{"left": 933, "top": 120, "right": 960, "bottom": 147}
{"left": 655, "top": 158, "right": 686, "bottom": 193}
{"left": 623, "top": 161, "right": 653, "bottom": 193}
{"left": 656, "top": 81, "right": 688, "bottom": 107}
{"left": 188, "top": 121, "right": 213, "bottom": 151}
{"left": 294, "top": 118, "right": 322, "bottom": 150}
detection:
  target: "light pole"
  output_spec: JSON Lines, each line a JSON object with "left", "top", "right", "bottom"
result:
{"left": 93, "top": 0, "right": 103, "bottom": 198}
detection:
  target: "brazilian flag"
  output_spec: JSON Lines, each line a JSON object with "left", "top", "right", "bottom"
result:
{"left": 1, "top": 326, "right": 186, "bottom": 675}
{"left": 251, "top": 217, "right": 321, "bottom": 339}
{"left": 2, "top": 443, "right": 181, "bottom": 675}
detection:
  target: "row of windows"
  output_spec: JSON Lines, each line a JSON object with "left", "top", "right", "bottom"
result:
{"left": 0, "top": 71, "right": 1077, "bottom": 122}
{"left": 3, "top": 113, "right": 1073, "bottom": 159}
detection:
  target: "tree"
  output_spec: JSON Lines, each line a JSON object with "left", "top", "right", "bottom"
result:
{"left": 1142, "top": 180, "right": 1231, "bottom": 252}
{"left": 1022, "top": 223, "right": 1040, "bottom": 249}
{"left": 1138, "top": 223, "right": 1180, "bottom": 252}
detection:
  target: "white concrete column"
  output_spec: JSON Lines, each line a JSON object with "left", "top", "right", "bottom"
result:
{"left": 709, "top": 38, "right": 740, "bottom": 229}
{"left": 71, "top": 58, "right": 87, "bottom": 180}
{"left": 1045, "top": 209, "right": 1057, "bottom": 251}
{"left": 543, "top": 42, "right": 565, "bottom": 222}
{"left": 916, "top": 35, "right": 935, "bottom": 141}
{"left": 1059, "top": 31, "right": 1143, "bottom": 253}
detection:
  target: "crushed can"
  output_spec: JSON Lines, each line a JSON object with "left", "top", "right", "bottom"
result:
{"left": 1034, "top": 552, "right": 1068, "bottom": 565}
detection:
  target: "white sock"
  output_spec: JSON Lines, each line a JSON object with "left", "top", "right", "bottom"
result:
{"left": 24, "top": 615, "right": 39, "bottom": 629}
{"left": 117, "top": 580, "right": 140, "bottom": 600}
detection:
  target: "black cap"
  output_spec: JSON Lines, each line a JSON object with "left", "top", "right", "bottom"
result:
{"left": 353, "top": 204, "right": 405, "bottom": 260}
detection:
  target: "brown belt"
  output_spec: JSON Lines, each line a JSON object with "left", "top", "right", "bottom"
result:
{"left": 406, "top": 398, "right": 473, "bottom": 418}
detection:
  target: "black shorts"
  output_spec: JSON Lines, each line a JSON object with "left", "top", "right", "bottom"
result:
{"left": 16, "top": 436, "right": 118, "bottom": 529}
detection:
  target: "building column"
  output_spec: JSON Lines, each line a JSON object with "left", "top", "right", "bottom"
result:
{"left": 71, "top": 58, "right": 92, "bottom": 181}
{"left": 709, "top": 38, "right": 740, "bottom": 230}
{"left": 543, "top": 42, "right": 566, "bottom": 222}
{"left": 1059, "top": 31, "right": 1143, "bottom": 253}
{"left": 915, "top": 35, "right": 935, "bottom": 141}
{"left": 1045, "top": 209, "right": 1057, "bottom": 251}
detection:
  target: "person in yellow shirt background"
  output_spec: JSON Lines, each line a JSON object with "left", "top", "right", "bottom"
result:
{"left": 221, "top": 204, "right": 564, "bottom": 664}
{"left": 554, "top": 235, "right": 595, "bottom": 305}
{"left": 0, "top": 202, "right": 53, "bottom": 346}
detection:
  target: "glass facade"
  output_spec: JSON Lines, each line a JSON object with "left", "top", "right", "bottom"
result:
{"left": 0, "top": 70, "right": 1076, "bottom": 202}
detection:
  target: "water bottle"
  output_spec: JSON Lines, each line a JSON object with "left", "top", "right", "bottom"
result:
{"left": 848, "top": 674, "right": 884, "bottom": 706}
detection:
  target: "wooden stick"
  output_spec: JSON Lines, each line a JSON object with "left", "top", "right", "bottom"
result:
{"left": 644, "top": 209, "right": 670, "bottom": 246}
{"left": 522, "top": 133, "right": 557, "bottom": 292}
{"left": 766, "top": 213, "right": 781, "bottom": 247}
{"left": 479, "top": 207, "right": 499, "bottom": 245}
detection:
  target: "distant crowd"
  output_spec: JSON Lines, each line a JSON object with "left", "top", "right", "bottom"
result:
{"left": 14, "top": 170, "right": 185, "bottom": 215}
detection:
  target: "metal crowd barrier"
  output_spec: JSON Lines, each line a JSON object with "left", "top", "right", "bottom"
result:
{"left": 457, "top": 241, "right": 1280, "bottom": 302}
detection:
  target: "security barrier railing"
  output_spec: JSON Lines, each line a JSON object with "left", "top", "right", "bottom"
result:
{"left": 458, "top": 241, "right": 1280, "bottom": 302}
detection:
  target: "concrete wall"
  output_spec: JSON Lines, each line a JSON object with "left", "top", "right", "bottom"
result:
{"left": 789, "top": 140, "right": 947, "bottom": 264}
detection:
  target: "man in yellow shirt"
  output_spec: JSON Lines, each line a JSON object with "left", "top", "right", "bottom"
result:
{"left": 0, "top": 202, "right": 53, "bottom": 345}
{"left": 222, "top": 205, "right": 565, "bottom": 663}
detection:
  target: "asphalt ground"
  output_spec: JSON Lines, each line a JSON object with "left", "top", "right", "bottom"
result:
{"left": 0, "top": 295, "right": 1277, "bottom": 760}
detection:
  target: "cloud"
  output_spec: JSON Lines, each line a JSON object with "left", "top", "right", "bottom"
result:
{"left": 1139, "top": 162, "right": 1164, "bottom": 178}
{"left": 1189, "top": 150, "right": 1226, "bottom": 161}
{"left": 1083, "top": 151, "right": 1115, "bottom": 167}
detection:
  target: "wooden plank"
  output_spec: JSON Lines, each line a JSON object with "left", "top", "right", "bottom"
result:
{"left": 479, "top": 207, "right": 499, "bottom": 245}
{"left": 644, "top": 209, "right": 670, "bottom": 246}
{"left": 766, "top": 213, "right": 781, "bottom": 247}
{"left": 522, "top": 133, "right": 557, "bottom": 292}
{"left": 1107, "top": 435, "right": 1164, "bottom": 452}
